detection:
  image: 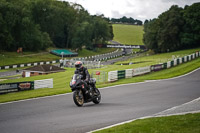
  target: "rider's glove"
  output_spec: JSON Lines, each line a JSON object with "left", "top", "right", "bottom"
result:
{"left": 85, "top": 79, "right": 89, "bottom": 83}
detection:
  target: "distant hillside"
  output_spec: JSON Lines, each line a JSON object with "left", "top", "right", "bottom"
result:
{"left": 112, "top": 24, "right": 144, "bottom": 45}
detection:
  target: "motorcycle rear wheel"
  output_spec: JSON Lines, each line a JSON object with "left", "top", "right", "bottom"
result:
{"left": 93, "top": 88, "right": 101, "bottom": 104}
{"left": 73, "top": 90, "right": 84, "bottom": 107}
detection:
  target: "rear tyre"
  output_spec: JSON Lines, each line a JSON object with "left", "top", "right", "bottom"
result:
{"left": 93, "top": 88, "right": 101, "bottom": 104}
{"left": 73, "top": 90, "right": 84, "bottom": 107}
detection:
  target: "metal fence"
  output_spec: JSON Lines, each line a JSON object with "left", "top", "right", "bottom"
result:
{"left": 63, "top": 60, "right": 102, "bottom": 69}
{"left": 91, "top": 71, "right": 107, "bottom": 83}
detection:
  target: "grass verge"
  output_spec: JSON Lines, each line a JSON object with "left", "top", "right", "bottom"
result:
{"left": 116, "top": 48, "right": 200, "bottom": 65}
{"left": 77, "top": 48, "right": 116, "bottom": 57}
{"left": 94, "top": 113, "right": 200, "bottom": 133}
{"left": 0, "top": 48, "right": 116, "bottom": 66}
{"left": 96, "top": 57, "right": 200, "bottom": 88}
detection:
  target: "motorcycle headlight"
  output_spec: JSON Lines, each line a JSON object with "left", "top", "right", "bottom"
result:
{"left": 72, "top": 81, "right": 76, "bottom": 85}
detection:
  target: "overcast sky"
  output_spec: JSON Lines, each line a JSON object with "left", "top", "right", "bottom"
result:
{"left": 64, "top": 0, "right": 199, "bottom": 21}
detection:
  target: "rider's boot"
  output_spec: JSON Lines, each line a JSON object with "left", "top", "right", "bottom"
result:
{"left": 93, "top": 87, "right": 98, "bottom": 96}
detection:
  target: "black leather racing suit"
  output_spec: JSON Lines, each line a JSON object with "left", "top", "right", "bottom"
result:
{"left": 74, "top": 67, "right": 90, "bottom": 92}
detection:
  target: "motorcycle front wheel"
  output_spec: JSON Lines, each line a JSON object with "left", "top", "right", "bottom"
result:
{"left": 73, "top": 90, "right": 84, "bottom": 107}
{"left": 93, "top": 88, "right": 101, "bottom": 104}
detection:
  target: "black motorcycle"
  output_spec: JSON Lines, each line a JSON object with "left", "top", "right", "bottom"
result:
{"left": 70, "top": 74, "right": 101, "bottom": 107}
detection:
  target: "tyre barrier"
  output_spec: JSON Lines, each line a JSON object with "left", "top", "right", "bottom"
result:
{"left": 108, "top": 51, "right": 200, "bottom": 82}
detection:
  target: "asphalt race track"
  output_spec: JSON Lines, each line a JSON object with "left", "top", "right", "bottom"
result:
{"left": 0, "top": 69, "right": 200, "bottom": 133}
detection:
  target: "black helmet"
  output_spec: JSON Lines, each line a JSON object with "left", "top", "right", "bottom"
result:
{"left": 75, "top": 61, "right": 83, "bottom": 69}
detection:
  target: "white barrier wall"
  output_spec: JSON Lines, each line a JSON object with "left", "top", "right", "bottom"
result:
{"left": 167, "top": 61, "right": 171, "bottom": 68}
{"left": 193, "top": 53, "right": 195, "bottom": 59}
{"left": 107, "top": 51, "right": 200, "bottom": 82}
{"left": 132, "top": 66, "right": 151, "bottom": 76}
{"left": 184, "top": 56, "right": 187, "bottom": 62}
{"left": 179, "top": 58, "right": 182, "bottom": 64}
{"left": 34, "top": 78, "right": 53, "bottom": 89}
{"left": 188, "top": 55, "right": 191, "bottom": 61}
{"left": 196, "top": 52, "right": 199, "bottom": 57}
{"left": 174, "top": 59, "right": 177, "bottom": 66}
{"left": 108, "top": 71, "right": 118, "bottom": 82}
{"left": 125, "top": 69, "right": 133, "bottom": 78}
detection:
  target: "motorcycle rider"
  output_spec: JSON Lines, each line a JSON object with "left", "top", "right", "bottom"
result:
{"left": 74, "top": 61, "right": 97, "bottom": 95}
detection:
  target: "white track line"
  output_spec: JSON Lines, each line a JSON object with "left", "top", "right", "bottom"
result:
{"left": 88, "top": 97, "right": 200, "bottom": 133}
{"left": 0, "top": 93, "right": 72, "bottom": 105}
{"left": 154, "top": 97, "right": 200, "bottom": 116}
{"left": 0, "top": 67, "right": 200, "bottom": 105}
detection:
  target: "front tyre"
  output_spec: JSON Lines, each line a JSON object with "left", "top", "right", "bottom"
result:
{"left": 93, "top": 88, "right": 101, "bottom": 104}
{"left": 73, "top": 90, "right": 84, "bottom": 107}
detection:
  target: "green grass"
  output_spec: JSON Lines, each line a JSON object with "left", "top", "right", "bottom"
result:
{"left": 77, "top": 48, "right": 116, "bottom": 57}
{"left": 0, "top": 48, "right": 116, "bottom": 67}
{"left": 113, "top": 24, "right": 144, "bottom": 45}
{"left": 95, "top": 113, "right": 200, "bottom": 133}
{"left": 0, "top": 48, "right": 200, "bottom": 103}
{"left": 116, "top": 48, "right": 200, "bottom": 66}
{"left": 0, "top": 51, "right": 60, "bottom": 66}
{"left": 95, "top": 57, "right": 200, "bottom": 88}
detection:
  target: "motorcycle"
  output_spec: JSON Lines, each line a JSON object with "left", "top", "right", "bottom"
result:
{"left": 70, "top": 74, "right": 101, "bottom": 107}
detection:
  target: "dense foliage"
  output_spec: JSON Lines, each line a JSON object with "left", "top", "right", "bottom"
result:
{"left": 110, "top": 16, "right": 143, "bottom": 25}
{"left": 143, "top": 3, "right": 200, "bottom": 53}
{"left": 0, "top": 0, "right": 113, "bottom": 51}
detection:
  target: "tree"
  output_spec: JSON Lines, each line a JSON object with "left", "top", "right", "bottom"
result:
{"left": 20, "top": 17, "right": 52, "bottom": 51}
{"left": 0, "top": 0, "right": 113, "bottom": 51}
{"left": 110, "top": 16, "right": 143, "bottom": 25}
{"left": 143, "top": 5, "right": 185, "bottom": 53}
{"left": 156, "top": 5, "right": 184, "bottom": 52}
{"left": 181, "top": 3, "right": 200, "bottom": 49}
{"left": 91, "top": 16, "right": 112, "bottom": 45}
{"left": 143, "top": 3, "right": 200, "bottom": 53}
{"left": 143, "top": 19, "right": 159, "bottom": 53}
{"left": 72, "top": 21, "right": 93, "bottom": 50}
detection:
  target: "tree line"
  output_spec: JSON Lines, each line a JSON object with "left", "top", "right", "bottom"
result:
{"left": 0, "top": 0, "right": 113, "bottom": 51}
{"left": 108, "top": 16, "right": 143, "bottom": 25}
{"left": 143, "top": 3, "right": 200, "bottom": 53}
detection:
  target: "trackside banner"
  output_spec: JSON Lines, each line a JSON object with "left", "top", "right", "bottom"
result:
{"left": 133, "top": 66, "right": 151, "bottom": 76}
{"left": 151, "top": 64, "right": 164, "bottom": 71}
{"left": 94, "top": 44, "right": 147, "bottom": 49}
{"left": 0, "top": 82, "right": 34, "bottom": 94}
